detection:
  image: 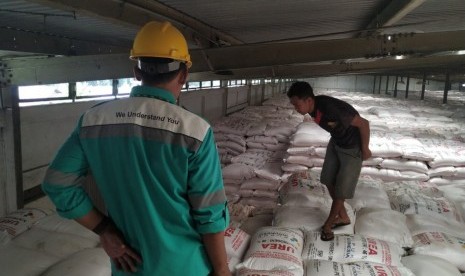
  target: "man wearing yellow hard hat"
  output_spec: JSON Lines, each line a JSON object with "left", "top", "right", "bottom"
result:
{"left": 42, "top": 21, "right": 231, "bottom": 275}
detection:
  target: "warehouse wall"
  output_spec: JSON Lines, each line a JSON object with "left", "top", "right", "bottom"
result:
{"left": 19, "top": 82, "right": 281, "bottom": 196}
{"left": 307, "top": 75, "right": 447, "bottom": 97}
{"left": 17, "top": 75, "right": 452, "bottom": 200}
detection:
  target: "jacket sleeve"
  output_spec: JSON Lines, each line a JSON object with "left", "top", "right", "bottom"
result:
{"left": 187, "top": 128, "right": 229, "bottom": 234}
{"left": 41, "top": 119, "right": 93, "bottom": 219}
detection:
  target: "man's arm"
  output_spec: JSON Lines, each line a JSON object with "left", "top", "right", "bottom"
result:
{"left": 351, "top": 114, "right": 372, "bottom": 160}
{"left": 202, "top": 232, "right": 231, "bottom": 276}
{"left": 76, "top": 209, "right": 142, "bottom": 273}
{"left": 42, "top": 122, "right": 141, "bottom": 273}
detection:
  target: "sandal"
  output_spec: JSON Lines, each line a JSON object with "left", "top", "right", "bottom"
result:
{"left": 320, "top": 229, "right": 334, "bottom": 241}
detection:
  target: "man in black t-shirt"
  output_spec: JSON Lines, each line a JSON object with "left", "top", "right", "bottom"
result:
{"left": 287, "top": 81, "right": 372, "bottom": 241}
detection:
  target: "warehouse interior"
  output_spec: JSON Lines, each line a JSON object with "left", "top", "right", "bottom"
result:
{"left": 1, "top": 0, "right": 465, "bottom": 275}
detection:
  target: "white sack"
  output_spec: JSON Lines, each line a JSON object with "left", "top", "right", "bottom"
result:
{"left": 240, "top": 214, "right": 274, "bottom": 237}
{"left": 237, "top": 227, "right": 304, "bottom": 273}
{"left": 438, "top": 184, "right": 465, "bottom": 222}
{"left": 401, "top": 255, "right": 462, "bottom": 276}
{"left": 240, "top": 197, "right": 278, "bottom": 209}
{"left": 0, "top": 208, "right": 49, "bottom": 243}
{"left": 410, "top": 232, "right": 465, "bottom": 271}
{"left": 428, "top": 166, "right": 458, "bottom": 177}
{"left": 379, "top": 158, "right": 428, "bottom": 173}
{"left": 246, "top": 135, "right": 278, "bottom": 145}
{"left": 214, "top": 117, "right": 255, "bottom": 136}
{"left": 286, "top": 146, "right": 315, "bottom": 156}
{"left": 239, "top": 189, "right": 279, "bottom": 199}
{"left": 273, "top": 204, "right": 355, "bottom": 235}
{"left": 384, "top": 181, "right": 444, "bottom": 199}
{"left": 279, "top": 176, "right": 332, "bottom": 208}
{"left": 224, "top": 183, "right": 240, "bottom": 195}
{"left": 255, "top": 162, "right": 284, "bottom": 182}
{"left": 354, "top": 208, "right": 413, "bottom": 248}
{"left": 41, "top": 248, "right": 111, "bottom": 276}
{"left": 290, "top": 133, "right": 329, "bottom": 147}
{"left": 236, "top": 267, "right": 303, "bottom": 276}
{"left": 369, "top": 142, "right": 403, "bottom": 158}
{"left": 305, "top": 259, "right": 415, "bottom": 276}
{"left": 33, "top": 213, "right": 100, "bottom": 242}
{"left": 264, "top": 124, "right": 295, "bottom": 137}
{"left": 362, "top": 157, "right": 384, "bottom": 166}
{"left": 406, "top": 214, "right": 465, "bottom": 239}
{"left": 224, "top": 226, "right": 251, "bottom": 273}
{"left": 241, "top": 177, "right": 281, "bottom": 191}
{"left": 428, "top": 177, "right": 465, "bottom": 186}
{"left": 302, "top": 232, "right": 405, "bottom": 266}
{"left": 283, "top": 155, "right": 315, "bottom": 167}
{"left": 281, "top": 164, "right": 308, "bottom": 172}
{"left": 222, "top": 163, "right": 256, "bottom": 180}
{"left": 11, "top": 228, "right": 99, "bottom": 258}
{"left": 389, "top": 193, "right": 463, "bottom": 223}
{"left": 428, "top": 150, "right": 465, "bottom": 168}
{"left": 455, "top": 167, "right": 465, "bottom": 178}
{"left": 0, "top": 243, "right": 60, "bottom": 276}
{"left": 231, "top": 149, "right": 275, "bottom": 169}
{"left": 346, "top": 178, "right": 391, "bottom": 211}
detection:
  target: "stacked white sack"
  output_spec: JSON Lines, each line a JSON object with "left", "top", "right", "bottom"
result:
{"left": 346, "top": 177, "right": 391, "bottom": 211}
{"left": 214, "top": 132, "right": 247, "bottom": 164}
{"left": 0, "top": 208, "right": 110, "bottom": 276}
{"left": 276, "top": 170, "right": 355, "bottom": 235}
{"left": 236, "top": 226, "right": 305, "bottom": 276}
{"left": 438, "top": 183, "right": 465, "bottom": 224}
{"left": 305, "top": 259, "right": 415, "bottom": 276}
{"left": 213, "top": 117, "right": 255, "bottom": 164}
{"left": 0, "top": 207, "right": 50, "bottom": 244}
{"left": 354, "top": 207, "right": 414, "bottom": 248}
{"left": 285, "top": 121, "right": 329, "bottom": 173}
{"left": 386, "top": 181, "right": 463, "bottom": 223}
{"left": 223, "top": 226, "right": 251, "bottom": 273}
{"left": 402, "top": 255, "right": 462, "bottom": 276}
{"left": 302, "top": 231, "right": 406, "bottom": 267}
{"left": 232, "top": 149, "right": 285, "bottom": 210}
{"left": 408, "top": 231, "right": 465, "bottom": 271}
{"left": 40, "top": 248, "right": 111, "bottom": 276}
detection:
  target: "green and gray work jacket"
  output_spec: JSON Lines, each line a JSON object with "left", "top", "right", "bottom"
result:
{"left": 42, "top": 85, "right": 229, "bottom": 275}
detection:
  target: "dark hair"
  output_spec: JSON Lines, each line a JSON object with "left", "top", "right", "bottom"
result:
{"left": 135, "top": 57, "right": 187, "bottom": 85}
{"left": 287, "top": 81, "right": 314, "bottom": 99}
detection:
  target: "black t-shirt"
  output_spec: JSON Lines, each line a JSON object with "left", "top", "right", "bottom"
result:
{"left": 309, "top": 95, "right": 361, "bottom": 148}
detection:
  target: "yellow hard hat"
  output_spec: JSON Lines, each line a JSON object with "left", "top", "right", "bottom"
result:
{"left": 130, "top": 21, "right": 192, "bottom": 68}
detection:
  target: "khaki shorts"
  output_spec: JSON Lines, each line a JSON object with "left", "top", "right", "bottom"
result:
{"left": 320, "top": 138, "right": 362, "bottom": 199}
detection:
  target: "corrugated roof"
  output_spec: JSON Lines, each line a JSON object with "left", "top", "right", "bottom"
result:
{"left": 0, "top": 0, "right": 136, "bottom": 47}
{"left": 160, "top": 0, "right": 386, "bottom": 43}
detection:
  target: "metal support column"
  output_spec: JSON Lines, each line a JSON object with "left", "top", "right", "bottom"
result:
{"left": 393, "top": 76, "right": 398, "bottom": 97}
{"left": 443, "top": 72, "right": 450, "bottom": 104}
{"left": 0, "top": 86, "right": 23, "bottom": 215}
{"left": 405, "top": 75, "right": 410, "bottom": 98}
{"left": 378, "top": 76, "right": 382, "bottom": 94}
{"left": 372, "top": 76, "right": 377, "bottom": 94}
{"left": 420, "top": 72, "right": 426, "bottom": 100}
{"left": 385, "top": 75, "right": 390, "bottom": 94}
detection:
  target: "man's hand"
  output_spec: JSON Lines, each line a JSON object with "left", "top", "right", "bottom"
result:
{"left": 99, "top": 222, "right": 143, "bottom": 273}
{"left": 361, "top": 147, "right": 372, "bottom": 160}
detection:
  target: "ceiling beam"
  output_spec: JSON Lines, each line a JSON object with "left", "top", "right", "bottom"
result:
{"left": 362, "top": 0, "right": 426, "bottom": 36}
{"left": 28, "top": 0, "right": 242, "bottom": 48}
{"left": 0, "top": 27, "right": 128, "bottom": 56}
{"left": 4, "top": 50, "right": 465, "bottom": 86}
{"left": 190, "top": 30, "right": 465, "bottom": 72}
{"left": 212, "top": 54, "right": 465, "bottom": 81}
{"left": 126, "top": 0, "right": 243, "bottom": 46}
